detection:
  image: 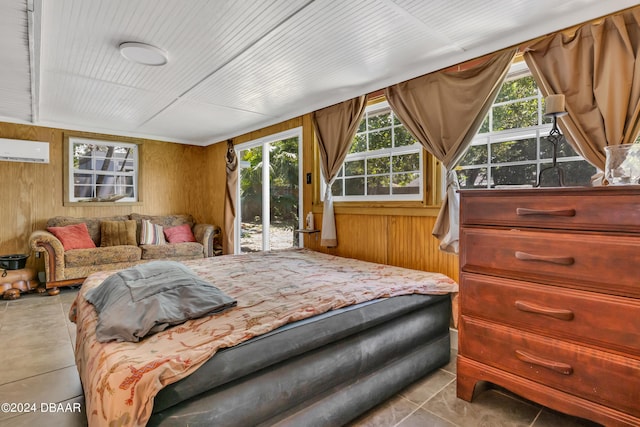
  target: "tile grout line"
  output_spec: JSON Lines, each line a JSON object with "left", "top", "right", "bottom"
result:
{"left": 529, "top": 409, "right": 543, "bottom": 427}
{"left": 0, "top": 364, "right": 79, "bottom": 388}
{"left": 393, "top": 374, "right": 458, "bottom": 427}
{"left": 391, "top": 395, "right": 423, "bottom": 427}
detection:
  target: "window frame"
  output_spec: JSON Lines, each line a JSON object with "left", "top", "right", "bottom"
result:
{"left": 322, "top": 99, "right": 427, "bottom": 204}
{"left": 234, "top": 127, "right": 304, "bottom": 254}
{"left": 64, "top": 135, "right": 141, "bottom": 206}
{"left": 457, "top": 61, "right": 594, "bottom": 189}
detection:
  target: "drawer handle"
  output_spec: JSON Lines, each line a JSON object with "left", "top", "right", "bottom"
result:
{"left": 515, "top": 350, "right": 573, "bottom": 375}
{"left": 514, "top": 300, "right": 574, "bottom": 321}
{"left": 515, "top": 251, "right": 575, "bottom": 266}
{"left": 516, "top": 208, "right": 576, "bottom": 217}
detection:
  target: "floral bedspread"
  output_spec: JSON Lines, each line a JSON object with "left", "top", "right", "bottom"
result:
{"left": 70, "top": 248, "right": 458, "bottom": 427}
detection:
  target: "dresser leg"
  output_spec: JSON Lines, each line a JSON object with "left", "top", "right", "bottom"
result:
{"left": 456, "top": 355, "right": 480, "bottom": 401}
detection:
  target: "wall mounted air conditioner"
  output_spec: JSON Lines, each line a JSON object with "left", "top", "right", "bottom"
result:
{"left": 0, "top": 139, "right": 50, "bottom": 164}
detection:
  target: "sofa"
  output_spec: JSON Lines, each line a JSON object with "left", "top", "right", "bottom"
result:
{"left": 29, "top": 213, "right": 222, "bottom": 295}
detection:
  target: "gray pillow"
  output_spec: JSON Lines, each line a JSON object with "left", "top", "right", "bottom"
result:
{"left": 85, "top": 261, "right": 237, "bottom": 342}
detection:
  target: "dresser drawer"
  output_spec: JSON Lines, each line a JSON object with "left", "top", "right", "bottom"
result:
{"left": 460, "top": 273, "right": 640, "bottom": 357}
{"left": 460, "top": 317, "right": 640, "bottom": 417}
{"left": 460, "top": 227, "right": 640, "bottom": 297}
{"left": 460, "top": 188, "right": 640, "bottom": 233}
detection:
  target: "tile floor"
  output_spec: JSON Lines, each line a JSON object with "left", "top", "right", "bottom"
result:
{"left": 0, "top": 287, "right": 601, "bottom": 427}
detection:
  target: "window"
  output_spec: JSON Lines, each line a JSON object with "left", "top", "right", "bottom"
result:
{"left": 66, "top": 137, "right": 139, "bottom": 203}
{"left": 457, "top": 62, "right": 596, "bottom": 188}
{"left": 329, "top": 100, "right": 423, "bottom": 201}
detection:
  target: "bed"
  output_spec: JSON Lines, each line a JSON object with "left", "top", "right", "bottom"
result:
{"left": 70, "top": 248, "right": 458, "bottom": 426}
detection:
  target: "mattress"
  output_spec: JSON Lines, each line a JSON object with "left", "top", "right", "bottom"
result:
{"left": 150, "top": 293, "right": 452, "bottom": 426}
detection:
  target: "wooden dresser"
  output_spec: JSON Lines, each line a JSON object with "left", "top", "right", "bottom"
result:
{"left": 457, "top": 187, "right": 640, "bottom": 427}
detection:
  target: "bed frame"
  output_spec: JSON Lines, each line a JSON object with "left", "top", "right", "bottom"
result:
{"left": 148, "top": 293, "right": 452, "bottom": 426}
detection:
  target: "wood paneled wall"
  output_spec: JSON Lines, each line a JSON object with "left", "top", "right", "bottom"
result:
{"left": 302, "top": 213, "right": 459, "bottom": 282}
{"left": 0, "top": 121, "right": 221, "bottom": 271}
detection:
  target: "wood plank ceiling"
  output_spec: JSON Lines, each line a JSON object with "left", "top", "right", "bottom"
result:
{"left": 0, "top": 0, "right": 637, "bottom": 146}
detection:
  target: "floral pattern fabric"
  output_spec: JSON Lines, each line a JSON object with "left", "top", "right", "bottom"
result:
{"left": 70, "top": 249, "right": 458, "bottom": 427}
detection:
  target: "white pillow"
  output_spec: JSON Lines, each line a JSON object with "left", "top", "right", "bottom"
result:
{"left": 140, "top": 219, "right": 166, "bottom": 245}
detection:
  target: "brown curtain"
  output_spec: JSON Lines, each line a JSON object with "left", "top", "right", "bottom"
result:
{"left": 312, "top": 96, "right": 367, "bottom": 247}
{"left": 385, "top": 48, "right": 517, "bottom": 253}
{"left": 524, "top": 8, "right": 640, "bottom": 177}
{"left": 223, "top": 139, "right": 238, "bottom": 255}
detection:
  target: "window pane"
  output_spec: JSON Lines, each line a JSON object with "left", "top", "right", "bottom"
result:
{"left": 74, "top": 185, "right": 94, "bottom": 198}
{"left": 457, "top": 167, "right": 488, "bottom": 189}
{"left": 392, "top": 153, "right": 419, "bottom": 172}
{"left": 120, "top": 158, "right": 135, "bottom": 172}
{"left": 562, "top": 160, "right": 596, "bottom": 186}
{"left": 240, "top": 146, "right": 262, "bottom": 223}
{"left": 73, "top": 173, "right": 93, "bottom": 185}
{"left": 345, "top": 159, "right": 364, "bottom": 176}
{"left": 367, "top": 156, "right": 390, "bottom": 175}
{"left": 491, "top": 138, "right": 536, "bottom": 163}
{"left": 369, "top": 130, "right": 392, "bottom": 151}
{"left": 478, "top": 115, "right": 489, "bottom": 134}
{"left": 96, "top": 158, "right": 116, "bottom": 171}
{"left": 367, "top": 176, "right": 390, "bottom": 195}
{"left": 392, "top": 173, "right": 419, "bottom": 194}
{"left": 394, "top": 126, "right": 416, "bottom": 147}
{"left": 495, "top": 76, "right": 537, "bottom": 103}
{"left": 538, "top": 160, "right": 596, "bottom": 187}
{"left": 345, "top": 177, "right": 364, "bottom": 195}
{"left": 492, "top": 164, "right": 537, "bottom": 186}
{"left": 540, "top": 135, "right": 580, "bottom": 159}
{"left": 459, "top": 145, "right": 487, "bottom": 166}
{"left": 492, "top": 98, "right": 538, "bottom": 131}
{"left": 350, "top": 134, "right": 366, "bottom": 154}
{"left": 331, "top": 179, "right": 344, "bottom": 197}
{"left": 77, "top": 156, "right": 93, "bottom": 170}
{"left": 368, "top": 110, "right": 392, "bottom": 130}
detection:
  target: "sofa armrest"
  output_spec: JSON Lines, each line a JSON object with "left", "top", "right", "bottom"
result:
{"left": 192, "top": 224, "right": 222, "bottom": 257}
{"left": 29, "top": 230, "right": 66, "bottom": 282}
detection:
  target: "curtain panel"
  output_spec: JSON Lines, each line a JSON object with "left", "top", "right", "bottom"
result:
{"left": 524, "top": 7, "right": 640, "bottom": 175}
{"left": 385, "top": 48, "right": 517, "bottom": 253}
{"left": 223, "top": 139, "right": 238, "bottom": 255}
{"left": 312, "top": 96, "right": 367, "bottom": 247}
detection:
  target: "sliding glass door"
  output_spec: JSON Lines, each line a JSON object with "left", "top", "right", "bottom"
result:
{"left": 235, "top": 128, "right": 302, "bottom": 254}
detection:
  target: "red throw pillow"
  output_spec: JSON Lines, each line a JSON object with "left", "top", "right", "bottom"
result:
{"left": 164, "top": 223, "right": 196, "bottom": 243}
{"left": 47, "top": 223, "right": 96, "bottom": 250}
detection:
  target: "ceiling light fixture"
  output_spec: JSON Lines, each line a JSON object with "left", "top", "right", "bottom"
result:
{"left": 119, "top": 42, "right": 168, "bottom": 66}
